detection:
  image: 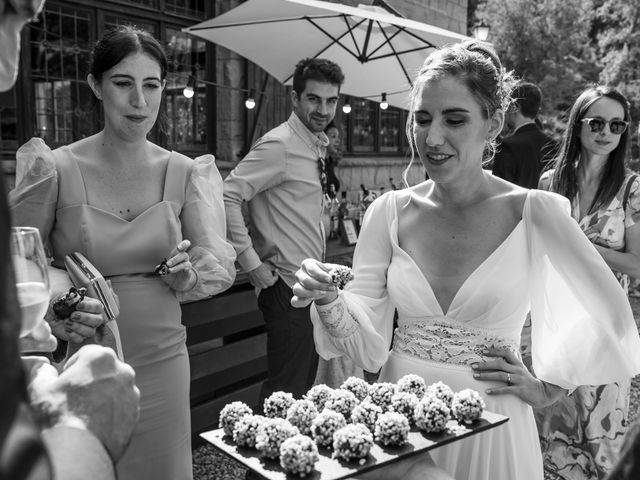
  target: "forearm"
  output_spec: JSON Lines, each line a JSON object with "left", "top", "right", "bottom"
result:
{"left": 594, "top": 244, "right": 640, "bottom": 279}
{"left": 42, "top": 426, "right": 115, "bottom": 480}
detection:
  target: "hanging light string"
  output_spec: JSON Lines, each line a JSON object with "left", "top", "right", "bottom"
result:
{"left": 183, "top": 75, "right": 408, "bottom": 111}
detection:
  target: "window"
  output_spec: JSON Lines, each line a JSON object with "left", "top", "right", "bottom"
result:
{"left": 345, "top": 96, "right": 406, "bottom": 155}
{"left": 163, "top": 0, "right": 206, "bottom": 19}
{"left": 30, "top": 5, "right": 93, "bottom": 146}
{"left": 351, "top": 98, "right": 375, "bottom": 153}
{"left": 165, "top": 28, "right": 207, "bottom": 149}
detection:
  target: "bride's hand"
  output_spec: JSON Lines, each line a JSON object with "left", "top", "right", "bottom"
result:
{"left": 291, "top": 258, "right": 338, "bottom": 308}
{"left": 471, "top": 346, "right": 566, "bottom": 408}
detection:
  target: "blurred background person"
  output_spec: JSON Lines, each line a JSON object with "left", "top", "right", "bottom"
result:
{"left": 492, "top": 82, "right": 556, "bottom": 188}
{"left": 537, "top": 85, "right": 640, "bottom": 480}
{"left": 10, "top": 25, "right": 236, "bottom": 480}
{"left": 324, "top": 121, "right": 342, "bottom": 198}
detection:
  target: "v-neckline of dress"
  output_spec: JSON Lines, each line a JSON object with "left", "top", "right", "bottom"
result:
{"left": 390, "top": 192, "right": 529, "bottom": 316}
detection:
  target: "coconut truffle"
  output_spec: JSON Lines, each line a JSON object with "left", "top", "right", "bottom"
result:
{"left": 414, "top": 397, "right": 451, "bottom": 433}
{"left": 219, "top": 401, "right": 253, "bottom": 437}
{"left": 325, "top": 389, "right": 358, "bottom": 421}
{"left": 374, "top": 411, "right": 410, "bottom": 446}
{"left": 332, "top": 424, "right": 374, "bottom": 461}
{"left": 351, "top": 401, "right": 383, "bottom": 432}
{"left": 451, "top": 388, "right": 485, "bottom": 424}
{"left": 232, "top": 414, "right": 267, "bottom": 448}
{"left": 367, "top": 382, "right": 397, "bottom": 411}
{"left": 286, "top": 399, "right": 318, "bottom": 436}
{"left": 426, "top": 381, "right": 455, "bottom": 408}
{"left": 396, "top": 374, "right": 427, "bottom": 399}
{"left": 389, "top": 391, "right": 419, "bottom": 425}
{"left": 304, "top": 384, "right": 334, "bottom": 412}
{"left": 279, "top": 434, "right": 319, "bottom": 477}
{"left": 310, "top": 409, "right": 347, "bottom": 448}
{"left": 329, "top": 265, "right": 354, "bottom": 290}
{"left": 264, "top": 391, "right": 295, "bottom": 419}
{"left": 255, "top": 418, "right": 299, "bottom": 459}
{"left": 340, "top": 376, "right": 370, "bottom": 402}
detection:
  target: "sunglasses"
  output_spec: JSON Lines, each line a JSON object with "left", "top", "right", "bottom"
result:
{"left": 581, "top": 117, "right": 629, "bottom": 135}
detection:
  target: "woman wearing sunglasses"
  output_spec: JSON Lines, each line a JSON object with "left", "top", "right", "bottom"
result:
{"left": 538, "top": 85, "right": 639, "bottom": 479}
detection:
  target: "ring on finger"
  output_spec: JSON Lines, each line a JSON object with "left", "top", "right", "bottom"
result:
{"left": 506, "top": 373, "right": 512, "bottom": 385}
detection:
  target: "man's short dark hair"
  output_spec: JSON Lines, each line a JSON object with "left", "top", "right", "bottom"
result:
{"left": 512, "top": 82, "right": 542, "bottom": 119}
{"left": 292, "top": 58, "right": 345, "bottom": 96}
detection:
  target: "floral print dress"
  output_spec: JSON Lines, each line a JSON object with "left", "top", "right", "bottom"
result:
{"left": 537, "top": 170, "right": 640, "bottom": 480}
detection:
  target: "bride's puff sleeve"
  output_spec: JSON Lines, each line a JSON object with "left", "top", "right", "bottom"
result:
{"left": 527, "top": 190, "right": 640, "bottom": 390}
{"left": 178, "top": 154, "right": 236, "bottom": 302}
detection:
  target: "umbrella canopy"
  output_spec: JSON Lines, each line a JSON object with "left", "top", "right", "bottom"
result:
{"left": 183, "top": 0, "right": 471, "bottom": 110}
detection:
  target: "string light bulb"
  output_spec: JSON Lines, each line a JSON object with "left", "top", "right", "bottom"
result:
{"left": 183, "top": 76, "right": 195, "bottom": 99}
{"left": 342, "top": 102, "right": 352, "bottom": 114}
{"left": 245, "top": 89, "right": 256, "bottom": 110}
{"left": 380, "top": 93, "right": 388, "bottom": 110}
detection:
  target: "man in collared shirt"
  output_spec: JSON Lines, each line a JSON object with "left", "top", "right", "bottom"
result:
{"left": 492, "top": 82, "right": 557, "bottom": 188}
{"left": 224, "top": 58, "right": 344, "bottom": 404}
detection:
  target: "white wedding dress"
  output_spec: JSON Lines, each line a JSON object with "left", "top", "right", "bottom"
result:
{"left": 311, "top": 188, "right": 640, "bottom": 480}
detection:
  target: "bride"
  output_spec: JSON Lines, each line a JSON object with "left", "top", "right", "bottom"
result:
{"left": 291, "top": 40, "right": 640, "bottom": 480}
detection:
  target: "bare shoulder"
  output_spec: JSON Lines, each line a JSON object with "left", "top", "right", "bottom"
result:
{"left": 489, "top": 174, "right": 530, "bottom": 218}
{"left": 60, "top": 134, "right": 101, "bottom": 158}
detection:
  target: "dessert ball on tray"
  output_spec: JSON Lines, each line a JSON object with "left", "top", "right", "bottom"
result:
{"left": 452, "top": 388, "right": 485, "bottom": 424}
{"left": 324, "top": 389, "right": 358, "bottom": 421}
{"left": 264, "top": 391, "right": 295, "bottom": 419}
{"left": 340, "top": 376, "right": 370, "bottom": 402}
{"left": 219, "top": 401, "right": 253, "bottom": 437}
{"left": 366, "top": 382, "right": 397, "bottom": 411}
{"left": 233, "top": 414, "right": 267, "bottom": 448}
{"left": 332, "top": 424, "right": 374, "bottom": 461}
{"left": 374, "top": 411, "right": 410, "bottom": 446}
{"left": 426, "top": 381, "right": 455, "bottom": 408}
{"left": 396, "top": 373, "right": 427, "bottom": 399}
{"left": 280, "top": 434, "right": 319, "bottom": 477}
{"left": 389, "top": 391, "right": 419, "bottom": 425}
{"left": 311, "top": 409, "right": 347, "bottom": 448}
{"left": 414, "top": 396, "right": 451, "bottom": 433}
{"left": 304, "top": 384, "right": 334, "bottom": 412}
{"left": 255, "top": 418, "right": 299, "bottom": 459}
{"left": 286, "top": 399, "right": 319, "bottom": 436}
{"left": 351, "top": 401, "right": 383, "bottom": 432}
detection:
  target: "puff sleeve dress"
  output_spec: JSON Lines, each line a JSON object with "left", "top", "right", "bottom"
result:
{"left": 10, "top": 138, "right": 236, "bottom": 480}
{"left": 310, "top": 188, "right": 640, "bottom": 480}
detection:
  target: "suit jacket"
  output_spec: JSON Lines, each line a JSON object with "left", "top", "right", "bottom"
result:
{"left": 492, "top": 123, "right": 556, "bottom": 189}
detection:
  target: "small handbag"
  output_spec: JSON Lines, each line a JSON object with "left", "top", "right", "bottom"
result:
{"left": 63, "top": 252, "right": 124, "bottom": 361}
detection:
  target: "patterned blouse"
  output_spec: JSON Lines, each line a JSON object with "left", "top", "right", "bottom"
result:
{"left": 539, "top": 170, "right": 640, "bottom": 293}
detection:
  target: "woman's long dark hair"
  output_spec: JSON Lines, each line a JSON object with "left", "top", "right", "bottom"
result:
{"left": 549, "top": 85, "right": 631, "bottom": 212}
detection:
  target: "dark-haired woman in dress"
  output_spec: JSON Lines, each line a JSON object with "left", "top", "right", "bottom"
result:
{"left": 10, "top": 26, "right": 236, "bottom": 479}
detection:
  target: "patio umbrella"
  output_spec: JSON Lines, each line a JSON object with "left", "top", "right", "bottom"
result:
{"left": 183, "top": 0, "right": 471, "bottom": 110}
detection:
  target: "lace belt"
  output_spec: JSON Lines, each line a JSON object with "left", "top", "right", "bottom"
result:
{"left": 392, "top": 319, "right": 518, "bottom": 366}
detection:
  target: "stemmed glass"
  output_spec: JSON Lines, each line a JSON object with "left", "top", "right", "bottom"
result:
{"left": 10, "top": 226, "right": 51, "bottom": 338}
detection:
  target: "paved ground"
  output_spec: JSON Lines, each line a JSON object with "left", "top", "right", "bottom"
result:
{"left": 193, "top": 297, "right": 640, "bottom": 480}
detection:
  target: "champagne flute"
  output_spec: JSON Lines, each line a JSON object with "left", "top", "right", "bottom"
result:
{"left": 11, "top": 226, "right": 51, "bottom": 338}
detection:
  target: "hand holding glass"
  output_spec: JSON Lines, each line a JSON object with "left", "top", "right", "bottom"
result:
{"left": 11, "top": 227, "right": 51, "bottom": 338}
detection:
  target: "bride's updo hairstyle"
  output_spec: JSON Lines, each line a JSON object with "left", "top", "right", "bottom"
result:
{"left": 404, "top": 40, "right": 516, "bottom": 180}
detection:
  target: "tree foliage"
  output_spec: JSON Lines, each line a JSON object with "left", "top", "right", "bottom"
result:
{"left": 476, "top": 0, "right": 597, "bottom": 118}
{"left": 473, "top": 0, "right": 640, "bottom": 159}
